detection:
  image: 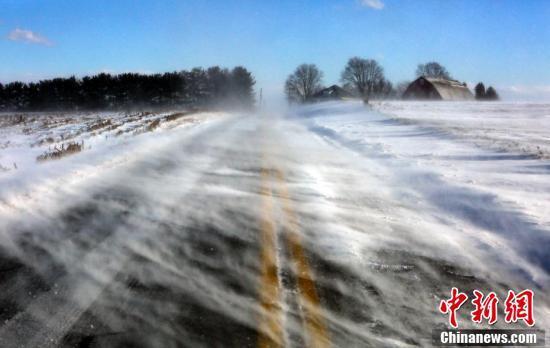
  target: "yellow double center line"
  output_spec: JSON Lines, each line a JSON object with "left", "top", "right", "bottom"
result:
{"left": 258, "top": 168, "right": 284, "bottom": 347}
{"left": 258, "top": 165, "right": 330, "bottom": 348}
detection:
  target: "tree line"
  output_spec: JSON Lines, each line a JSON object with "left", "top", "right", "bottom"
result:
{"left": 285, "top": 59, "right": 499, "bottom": 102}
{"left": 474, "top": 82, "right": 499, "bottom": 100}
{"left": 0, "top": 66, "right": 255, "bottom": 111}
{"left": 285, "top": 58, "right": 393, "bottom": 103}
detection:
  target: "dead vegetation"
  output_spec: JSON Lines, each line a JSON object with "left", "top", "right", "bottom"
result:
{"left": 147, "top": 119, "right": 161, "bottom": 132}
{"left": 130, "top": 118, "right": 161, "bottom": 136}
{"left": 36, "top": 141, "right": 84, "bottom": 162}
{"left": 87, "top": 119, "right": 112, "bottom": 132}
{"left": 163, "top": 112, "right": 187, "bottom": 122}
{"left": 0, "top": 114, "right": 26, "bottom": 128}
{"left": 4, "top": 110, "right": 198, "bottom": 163}
{"left": 33, "top": 136, "right": 60, "bottom": 147}
{"left": 105, "top": 123, "right": 121, "bottom": 132}
{"left": 33, "top": 137, "right": 53, "bottom": 147}
{"left": 38, "top": 116, "right": 79, "bottom": 131}
{"left": 22, "top": 127, "right": 33, "bottom": 135}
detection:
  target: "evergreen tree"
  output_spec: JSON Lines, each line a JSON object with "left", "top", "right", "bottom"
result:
{"left": 474, "top": 82, "right": 486, "bottom": 100}
{"left": 485, "top": 86, "right": 499, "bottom": 100}
{"left": 0, "top": 66, "right": 256, "bottom": 111}
{"left": 0, "top": 83, "right": 5, "bottom": 109}
{"left": 230, "top": 66, "right": 255, "bottom": 108}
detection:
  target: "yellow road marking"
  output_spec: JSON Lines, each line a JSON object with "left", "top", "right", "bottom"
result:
{"left": 274, "top": 168, "right": 331, "bottom": 348}
{"left": 257, "top": 162, "right": 330, "bottom": 348}
{"left": 258, "top": 168, "right": 284, "bottom": 348}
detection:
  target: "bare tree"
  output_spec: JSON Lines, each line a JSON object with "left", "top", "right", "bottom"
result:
{"left": 285, "top": 64, "right": 323, "bottom": 103}
{"left": 341, "top": 57, "right": 385, "bottom": 98}
{"left": 371, "top": 79, "right": 394, "bottom": 99}
{"left": 416, "top": 62, "right": 451, "bottom": 79}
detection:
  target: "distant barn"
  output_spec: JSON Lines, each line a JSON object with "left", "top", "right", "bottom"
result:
{"left": 312, "top": 85, "right": 353, "bottom": 101}
{"left": 402, "top": 76, "right": 474, "bottom": 100}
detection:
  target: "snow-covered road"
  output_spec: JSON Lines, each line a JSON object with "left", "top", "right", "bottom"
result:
{"left": 0, "top": 101, "right": 548, "bottom": 347}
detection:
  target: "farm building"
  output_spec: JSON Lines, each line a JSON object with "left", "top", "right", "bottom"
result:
{"left": 402, "top": 76, "right": 474, "bottom": 100}
{"left": 312, "top": 85, "right": 353, "bottom": 101}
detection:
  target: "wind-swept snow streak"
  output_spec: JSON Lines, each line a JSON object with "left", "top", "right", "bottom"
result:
{"left": 0, "top": 102, "right": 548, "bottom": 347}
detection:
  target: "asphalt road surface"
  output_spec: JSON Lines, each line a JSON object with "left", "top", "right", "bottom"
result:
{"left": 0, "top": 104, "right": 548, "bottom": 347}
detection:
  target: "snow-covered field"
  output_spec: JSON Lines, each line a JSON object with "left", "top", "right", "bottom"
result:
{"left": 0, "top": 110, "right": 222, "bottom": 216}
{"left": 374, "top": 101, "right": 550, "bottom": 159}
{"left": 302, "top": 101, "right": 550, "bottom": 282}
{"left": 0, "top": 101, "right": 548, "bottom": 347}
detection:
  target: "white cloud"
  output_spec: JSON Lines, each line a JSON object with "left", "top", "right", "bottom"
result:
{"left": 360, "top": 0, "right": 384, "bottom": 10}
{"left": 7, "top": 28, "right": 53, "bottom": 46}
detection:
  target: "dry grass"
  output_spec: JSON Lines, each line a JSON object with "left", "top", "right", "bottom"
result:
{"left": 37, "top": 141, "right": 83, "bottom": 162}
{"left": 146, "top": 118, "right": 161, "bottom": 132}
{"left": 163, "top": 112, "right": 187, "bottom": 122}
{"left": 40, "top": 116, "right": 76, "bottom": 130}
{"left": 33, "top": 136, "right": 58, "bottom": 147}
{"left": 22, "top": 127, "right": 33, "bottom": 135}
{"left": 104, "top": 123, "right": 121, "bottom": 132}
{"left": 0, "top": 114, "right": 25, "bottom": 128}
{"left": 87, "top": 119, "right": 112, "bottom": 132}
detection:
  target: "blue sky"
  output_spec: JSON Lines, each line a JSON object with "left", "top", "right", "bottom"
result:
{"left": 1, "top": 0, "right": 550, "bottom": 100}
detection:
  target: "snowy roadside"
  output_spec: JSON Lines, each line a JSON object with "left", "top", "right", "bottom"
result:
{"left": 0, "top": 110, "right": 228, "bottom": 220}
{"left": 295, "top": 101, "right": 550, "bottom": 286}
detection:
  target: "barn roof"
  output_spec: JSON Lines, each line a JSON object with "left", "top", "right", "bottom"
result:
{"left": 312, "top": 85, "right": 353, "bottom": 100}
{"left": 424, "top": 77, "right": 474, "bottom": 100}
{"left": 403, "top": 77, "right": 474, "bottom": 100}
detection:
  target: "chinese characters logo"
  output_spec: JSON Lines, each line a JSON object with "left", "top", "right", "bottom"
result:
{"left": 439, "top": 288, "right": 535, "bottom": 328}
